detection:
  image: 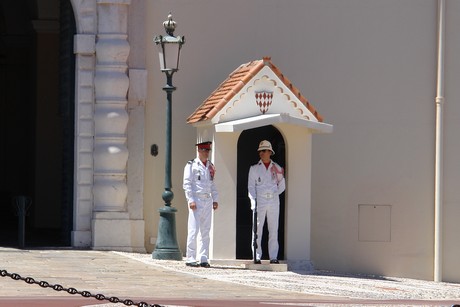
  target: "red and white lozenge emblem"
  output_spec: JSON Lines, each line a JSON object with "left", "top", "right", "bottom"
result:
{"left": 255, "top": 91, "right": 273, "bottom": 114}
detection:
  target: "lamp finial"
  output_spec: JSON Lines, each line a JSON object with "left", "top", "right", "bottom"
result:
{"left": 163, "top": 13, "right": 177, "bottom": 36}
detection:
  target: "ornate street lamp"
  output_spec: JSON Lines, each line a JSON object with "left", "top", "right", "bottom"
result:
{"left": 152, "top": 13, "right": 185, "bottom": 260}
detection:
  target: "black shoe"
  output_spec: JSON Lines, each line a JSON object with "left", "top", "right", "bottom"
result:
{"left": 186, "top": 262, "right": 200, "bottom": 267}
{"left": 200, "top": 262, "right": 211, "bottom": 268}
{"left": 270, "top": 259, "right": 279, "bottom": 264}
{"left": 254, "top": 259, "right": 261, "bottom": 264}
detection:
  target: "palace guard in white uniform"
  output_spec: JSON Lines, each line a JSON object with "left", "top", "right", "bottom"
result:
{"left": 248, "top": 140, "right": 285, "bottom": 264}
{"left": 183, "top": 141, "right": 219, "bottom": 267}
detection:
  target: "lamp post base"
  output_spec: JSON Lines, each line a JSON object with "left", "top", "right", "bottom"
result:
{"left": 152, "top": 206, "right": 182, "bottom": 260}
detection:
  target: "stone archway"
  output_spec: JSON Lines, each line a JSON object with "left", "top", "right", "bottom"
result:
{"left": 236, "top": 125, "right": 285, "bottom": 260}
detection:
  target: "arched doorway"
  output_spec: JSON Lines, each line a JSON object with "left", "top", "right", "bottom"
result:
{"left": 0, "top": 0, "right": 75, "bottom": 247}
{"left": 236, "top": 125, "right": 285, "bottom": 260}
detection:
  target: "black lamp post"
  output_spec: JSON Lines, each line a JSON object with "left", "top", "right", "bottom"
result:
{"left": 152, "top": 13, "right": 185, "bottom": 260}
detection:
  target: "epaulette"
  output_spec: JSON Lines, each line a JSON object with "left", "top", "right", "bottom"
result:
{"left": 187, "top": 159, "right": 194, "bottom": 164}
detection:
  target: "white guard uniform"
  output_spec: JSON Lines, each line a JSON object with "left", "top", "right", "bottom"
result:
{"left": 248, "top": 160, "right": 285, "bottom": 261}
{"left": 183, "top": 158, "right": 218, "bottom": 263}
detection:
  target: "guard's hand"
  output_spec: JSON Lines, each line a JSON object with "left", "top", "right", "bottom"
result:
{"left": 250, "top": 200, "right": 256, "bottom": 210}
{"left": 189, "top": 202, "right": 197, "bottom": 210}
{"left": 213, "top": 202, "right": 218, "bottom": 210}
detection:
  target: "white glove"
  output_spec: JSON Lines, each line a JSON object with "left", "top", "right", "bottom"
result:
{"left": 250, "top": 199, "right": 256, "bottom": 210}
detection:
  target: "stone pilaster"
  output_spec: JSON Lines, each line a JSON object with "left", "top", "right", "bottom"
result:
{"left": 72, "top": 34, "right": 96, "bottom": 248}
{"left": 91, "top": 0, "right": 137, "bottom": 251}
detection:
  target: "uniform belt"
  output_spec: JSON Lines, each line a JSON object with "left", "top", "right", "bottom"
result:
{"left": 260, "top": 192, "right": 274, "bottom": 199}
{"left": 196, "top": 193, "right": 211, "bottom": 199}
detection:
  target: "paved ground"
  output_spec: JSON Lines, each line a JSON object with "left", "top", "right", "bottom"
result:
{"left": 1, "top": 247, "right": 460, "bottom": 307}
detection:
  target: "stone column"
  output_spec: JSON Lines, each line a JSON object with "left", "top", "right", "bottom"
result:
{"left": 70, "top": 0, "right": 98, "bottom": 248}
{"left": 91, "top": 0, "right": 134, "bottom": 250}
{"left": 72, "top": 34, "right": 96, "bottom": 247}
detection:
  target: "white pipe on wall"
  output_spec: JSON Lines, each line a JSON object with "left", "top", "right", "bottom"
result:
{"left": 434, "top": 0, "right": 445, "bottom": 283}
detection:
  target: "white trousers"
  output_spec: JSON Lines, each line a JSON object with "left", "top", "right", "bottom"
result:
{"left": 186, "top": 197, "right": 212, "bottom": 263}
{"left": 252, "top": 201, "right": 280, "bottom": 260}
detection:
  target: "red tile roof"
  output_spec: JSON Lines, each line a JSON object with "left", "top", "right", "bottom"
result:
{"left": 186, "top": 56, "right": 323, "bottom": 124}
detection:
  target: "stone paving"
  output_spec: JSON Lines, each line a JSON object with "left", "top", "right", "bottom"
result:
{"left": 1, "top": 247, "right": 460, "bottom": 307}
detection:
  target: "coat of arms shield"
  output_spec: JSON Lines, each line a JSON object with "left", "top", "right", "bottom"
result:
{"left": 255, "top": 91, "right": 273, "bottom": 114}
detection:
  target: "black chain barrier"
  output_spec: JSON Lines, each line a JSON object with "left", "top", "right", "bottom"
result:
{"left": 1, "top": 269, "right": 164, "bottom": 307}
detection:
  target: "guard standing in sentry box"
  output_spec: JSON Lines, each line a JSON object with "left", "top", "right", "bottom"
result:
{"left": 248, "top": 140, "right": 285, "bottom": 264}
{"left": 183, "top": 141, "right": 219, "bottom": 268}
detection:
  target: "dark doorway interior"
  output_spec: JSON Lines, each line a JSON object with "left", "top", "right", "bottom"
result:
{"left": 0, "top": 0, "right": 75, "bottom": 248}
{"left": 236, "top": 125, "right": 285, "bottom": 260}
